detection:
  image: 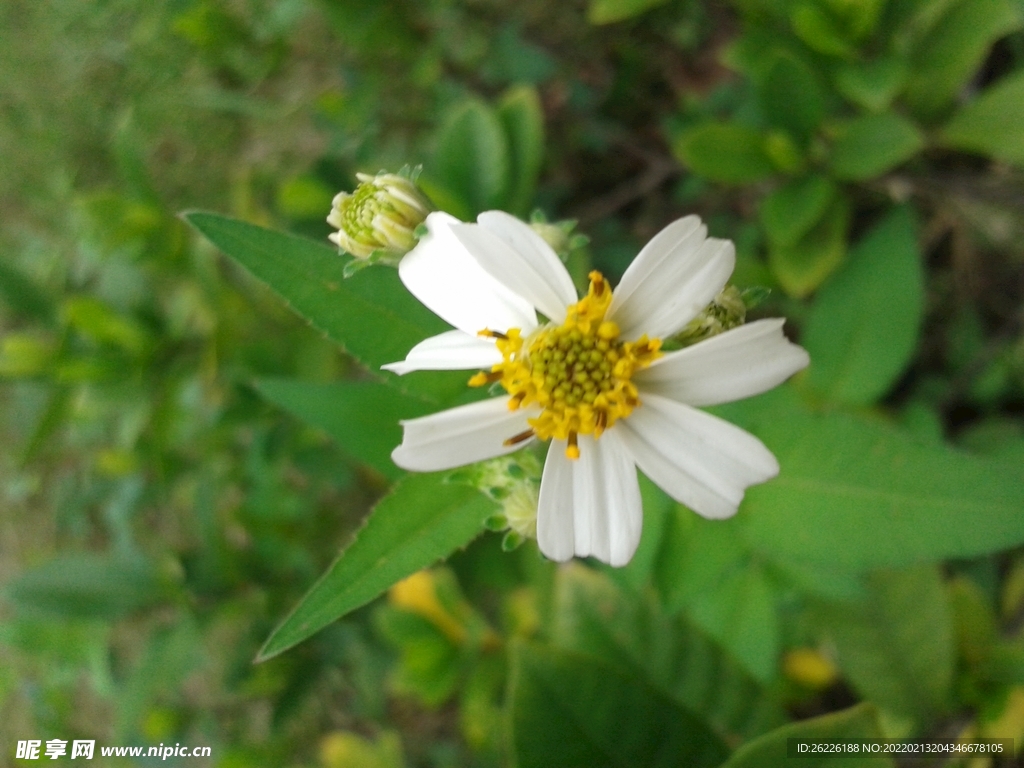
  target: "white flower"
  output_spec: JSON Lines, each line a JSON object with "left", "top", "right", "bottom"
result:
{"left": 384, "top": 211, "right": 809, "bottom": 566}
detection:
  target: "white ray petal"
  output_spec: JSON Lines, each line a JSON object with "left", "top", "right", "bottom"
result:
{"left": 635, "top": 319, "right": 810, "bottom": 406}
{"left": 452, "top": 212, "right": 577, "bottom": 323}
{"left": 391, "top": 397, "right": 535, "bottom": 472}
{"left": 382, "top": 330, "right": 502, "bottom": 375}
{"left": 398, "top": 211, "right": 536, "bottom": 336}
{"left": 617, "top": 393, "right": 778, "bottom": 520}
{"left": 607, "top": 216, "right": 736, "bottom": 341}
{"left": 536, "top": 442, "right": 576, "bottom": 563}
{"left": 571, "top": 431, "right": 643, "bottom": 567}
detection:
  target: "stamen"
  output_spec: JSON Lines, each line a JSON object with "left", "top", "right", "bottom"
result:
{"left": 479, "top": 329, "right": 508, "bottom": 340}
{"left": 566, "top": 431, "right": 580, "bottom": 460}
{"left": 595, "top": 409, "right": 607, "bottom": 433}
{"left": 503, "top": 429, "right": 535, "bottom": 446}
{"left": 468, "top": 370, "right": 503, "bottom": 387}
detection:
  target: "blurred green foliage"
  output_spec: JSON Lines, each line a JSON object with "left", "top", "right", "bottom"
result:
{"left": 2, "top": 0, "right": 1024, "bottom": 766}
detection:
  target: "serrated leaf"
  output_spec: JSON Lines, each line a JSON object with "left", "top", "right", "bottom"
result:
{"left": 904, "top": 0, "right": 1023, "bottom": 121}
{"left": 497, "top": 85, "right": 545, "bottom": 217}
{"left": 673, "top": 123, "right": 775, "bottom": 184}
{"left": 5, "top": 553, "right": 163, "bottom": 619}
{"left": 257, "top": 473, "right": 494, "bottom": 660}
{"left": 713, "top": 387, "right": 1024, "bottom": 570}
{"left": 830, "top": 113, "right": 924, "bottom": 180}
{"left": 719, "top": 703, "right": 893, "bottom": 768}
{"left": 812, "top": 566, "right": 954, "bottom": 725}
{"left": 587, "top": 0, "right": 670, "bottom": 24}
{"left": 429, "top": 99, "right": 510, "bottom": 218}
{"left": 183, "top": 212, "right": 462, "bottom": 403}
{"left": 509, "top": 642, "right": 729, "bottom": 768}
{"left": 940, "top": 70, "right": 1024, "bottom": 166}
{"left": 768, "top": 193, "right": 850, "bottom": 297}
{"left": 255, "top": 379, "right": 436, "bottom": 480}
{"left": 760, "top": 175, "right": 838, "bottom": 248}
{"left": 803, "top": 206, "right": 924, "bottom": 405}
{"left": 553, "top": 564, "right": 788, "bottom": 741}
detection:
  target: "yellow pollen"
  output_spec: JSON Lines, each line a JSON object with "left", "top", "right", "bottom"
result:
{"left": 469, "top": 271, "right": 662, "bottom": 460}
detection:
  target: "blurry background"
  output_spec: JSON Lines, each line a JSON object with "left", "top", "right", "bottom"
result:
{"left": 2, "top": 0, "right": 1024, "bottom": 766}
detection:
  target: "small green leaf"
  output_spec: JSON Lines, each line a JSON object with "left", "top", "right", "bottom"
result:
{"left": 719, "top": 703, "right": 893, "bottom": 768}
{"left": 812, "top": 566, "right": 954, "bottom": 725}
{"left": 673, "top": 123, "right": 775, "bottom": 184}
{"left": 830, "top": 113, "right": 925, "bottom": 181}
{"left": 768, "top": 193, "right": 850, "bottom": 297}
{"left": 713, "top": 387, "right": 1024, "bottom": 570}
{"left": 940, "top": 70, "right": 1024, "bottom": 166}
{"left": 803, "top": 206, "right": 925, "bottom": 405}
{"left": 509, "top": 642, "right": 729, "bottom": 768}
{"left": 587, "top": 0, "right": 669, "bottom": 24}
{"left": 257, "top": 473, "right": 494, "bottom": 660}
{"left": 757, "top": 52, "right": 826, "bottom": 140}
{"left": 429, "top": 99, "right": 510, "bottom": 218}
{"left": 497, "top": 85, "right": 545, "bottom": 216}
{"left": 183, "top": 212, "right": 461, "bottom": 403}
{"left": 903, "top": 0, "right": 1023, "bottom": 121}
{"left": 834, "top": 58, "right": 908, "bottom": 112}
{"left": 5, "top": 553, "right": 163, "bottom": 619}
{"left": 790, "top": 3, "right": 855, "bottom": 57}
{"left": 760, "top": 175, "right": 838, "bottom": 248}
{"left": 553, "top": 564, "right": 787, "bottom": 741}
{"left": 255, "top": 379, "right": 436, "bottom": 480}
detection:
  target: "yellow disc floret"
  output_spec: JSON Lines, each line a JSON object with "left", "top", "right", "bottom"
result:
{"left": 469, "top": 271, "right": 662, "bottom": 460}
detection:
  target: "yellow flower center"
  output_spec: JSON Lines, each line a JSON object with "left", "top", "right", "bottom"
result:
{"left": 469, "top": 271, "right": 662, "bottom": 460}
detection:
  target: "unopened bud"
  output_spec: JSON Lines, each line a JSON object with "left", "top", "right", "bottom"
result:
{"left": 327, "top": 171, "right": 432, "bottom": 262}
{"left": 674, "top": 285, "right": 748, "bottom": 346}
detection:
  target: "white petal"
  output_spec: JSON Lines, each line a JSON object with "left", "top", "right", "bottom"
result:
{"left": 536, "top": 433, "right": 643, "bottom": 567}
{"left": 573, "top": 430, "right": 643, "bottom": 566}
{"left": 607, "top": 216, "right": 735, "bottom": 340}
{"left": 382, "top": 330, "right": 502, "bottom": 375}
{"left": 536, "top": 443, "right": 576, "bottom": 563}
{"left": 398, "top": 211, "right": 536, "bottom": 335}
{"left": 634, "top": 319, "right": 810, "bottom": 406}
{"left": 391, "top": 397, "right": 535, "bottom": 472}
{"left": 617, "top": 393, "right": 779, "bottom": 520}
{"left": 452, "top": 212, "right": 577, "bottom": 323}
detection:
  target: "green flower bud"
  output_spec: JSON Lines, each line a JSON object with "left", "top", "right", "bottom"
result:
{"left": 327, "top": 171, "right": 432, "bottom": 261}
{"left": 674, "top": 285, "right": 748, "bottom": 346}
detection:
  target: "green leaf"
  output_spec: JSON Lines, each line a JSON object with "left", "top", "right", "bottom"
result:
{"left": 719, "top": 704, "right": 893, "bottom": 768}
{"left": 587, "top": 0, "right": 670, "bottom": 24}
{"left": 830, "top": 113, "right": 925, "bottom": 180}
{"left": 553, "top": 564, "right": 788, "bottom": 741}
{"left": 757, "top": 52, "right": 826, "bottom": 140}
{"left": 673, "top": 123, "right": 775, "bottom": 185}
{"left": 834, "top": 58, "right": 908, "bottom": 112}
{"left": 0, "top": 260, "right": 56, "bottom": 325}
{"left": 254, "top": 379, "right": 436, "bottom": 480}
{"left": 812, "top": 566, "right": 954, "bottom": 725}
{"left": 183, "top": 212, "right": 461, "bottom": 402}
{"left": 429, "top": 99, "right": 510, "bottom": 218}
{"left": 497, "top": 85, "right": 545, "bottom": 216}
{"left": 5, "top": 553, "right": 163, "bottom": 619}
{"left": 760, "top": 175, "right": 838, "bottom": 248}
{"left": 803, "top": 206, "right": 925, "bottom": 405}
{"left": 790, "top": 3, "right": 855, "bottom": 57}
{"left": 903, "top": 0, "right": 1023, "bottom": 121}
{"left": 768, "top": 193, "right": 850, "bottom": 297}
{"left": 257, "top": 473, "right": 494, "bottom": 660}
{"left": 508, "top": 642, "right": 729, "bottom": 768}
{"left": 940, "top": 70, "right": 1024, "bottom": 166}
{"left": 713, "top": 387, "right": 1024, "bottom": 570}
